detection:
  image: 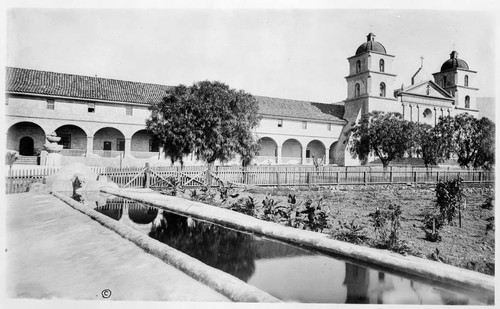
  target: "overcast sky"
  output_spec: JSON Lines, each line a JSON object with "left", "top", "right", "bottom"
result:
{"left": 6, "top": 7, "right": 497, "bottom": 106}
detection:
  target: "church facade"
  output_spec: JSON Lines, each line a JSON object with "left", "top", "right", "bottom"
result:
{"left": 5, "top": 33, "right": 479, "bottom": 166}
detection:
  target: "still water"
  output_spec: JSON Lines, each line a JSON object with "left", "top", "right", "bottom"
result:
{"left": 70, "top": 192, "right": 492, "bottom": 304}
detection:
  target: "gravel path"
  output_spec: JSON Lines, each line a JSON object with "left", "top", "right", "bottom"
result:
{"left": 5, "top": 192, "right": 229, "bottom": 301}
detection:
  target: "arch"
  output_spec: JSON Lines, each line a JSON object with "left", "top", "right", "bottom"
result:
{"left": 329, "top": 141, "right": 338, "bottom": 165}
{"left": 131, "top": 129, "right": 159, "bottom": 158}
{"left": 306, "top": 140, "right": 326, "bottom": 165}
{"left": 6, "top": 122, "right": 46, "bottom": 154}
{"left": 93, "top": 127, "right": 125, "bottom": 157}
{"left": 55, "top": 124, "right": 88, "bottom": 156}
{"left": 257, "top": 137, "right": 278, "bottom": 164}
{"left": 128, "top": 203, "right": 158, "bottom": 224}
{"left": 355, "top": 83, "right": 361, "bottom": 97}
{"left": 356, "top": 60, "right": 361, "bottom": 73}
{"left": 379, "top": 82, "right": 386, "bottom": 97}
{"left": 379, "top": 59, "right": 385, "bottom": 72}
{"left": 281, "top": 139, "right": 302, "bottom": 165}
{"left": 464, "top": 75, "right": 469, "bottom": 87}
{"left": 422, "top": 108, "right": 433, "bottom": 124}
{"left": 465, "top": 96, "right": 470, "bottom": 108}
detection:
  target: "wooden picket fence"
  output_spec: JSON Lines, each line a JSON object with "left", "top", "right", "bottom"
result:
{"left": 5, "top": 164, "right": 494, "bottom": 194}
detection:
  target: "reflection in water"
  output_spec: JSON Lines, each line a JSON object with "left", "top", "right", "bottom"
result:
{"left": 344, "top": 263, "right": 369, "bottom": 303}
{"left": 67, "top": 194, "right": 490, "bottom": 305}
{"left": 150, "top": 211, "right": 257, "bottom": 281}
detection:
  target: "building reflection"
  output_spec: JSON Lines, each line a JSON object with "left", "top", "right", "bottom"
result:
{"left": 344, "top": 263, "right": 370, "bottom": 303}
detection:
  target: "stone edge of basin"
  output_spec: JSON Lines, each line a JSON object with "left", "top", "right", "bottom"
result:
{"left": 51, "top": 190, "right": 281, "bottom": 303}
{"left": 100, "top": 186, "right": 495, "bottom": 296}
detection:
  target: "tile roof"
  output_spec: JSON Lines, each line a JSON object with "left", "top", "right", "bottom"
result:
{"left": 255, "top": 96, "right": 345, "bottom": 122}
{"left": 6, "top": 67, "right": 345, "bottom": 122}
{"left": 6, "top": 67, "right": 173, "bottom": 105}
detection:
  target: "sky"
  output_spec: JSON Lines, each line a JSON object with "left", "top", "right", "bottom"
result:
{"left": 5, "top": 4, "right": 498, "bottom": 109}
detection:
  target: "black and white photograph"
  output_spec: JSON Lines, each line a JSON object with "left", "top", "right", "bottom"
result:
{"left": 2, "top": 0, "right": 497, "bottom": 307}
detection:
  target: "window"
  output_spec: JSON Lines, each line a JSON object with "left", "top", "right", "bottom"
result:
{"left": 465, "top": 96, "right": 470, "bottom": 108}
{"left": 380, "top": 83, "right": 386, "bottom": 97}
{"left": 355, "top": 83, "right": 361, "bottom": 97}
{"left": 149, "top": 138, "right": 160, "bottom": 152}
{"left": 356, "top": 60, "right": 361, "bottom": 73}
{"left": 278, "top": 119, "right": 283, "bottom": 127}
{"left": 302, "top": 121, "right": 307, "bottom": 129}
{"left": 58, "top": 134, "right": 71, "bottom": 149}
{"left": 464, "top": 75, "right": 469, "bottom": 87}
{"left": 117, "top": 138, "right": 125, "bottom": 151}
{"left": 423, "top": 108, "right": 432, "bottom": 119}
{"left": 126, "top": 105, "right": 133, "bottom": 116}
{"left": 379, "top": 59, "right": 385, "bottom": 72}
{"left": 47, "top": 99, "right": 55, "bottom": 110}
{"left": 327, "top": 123, "right": 332, "bottom": 131}
{"left": 88, "top": 102, "right": 95, "bottom": 113}
{"left": 443, "top": 76, "right": 447, "bottom": 87}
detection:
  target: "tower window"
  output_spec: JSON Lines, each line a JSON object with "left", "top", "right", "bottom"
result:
{"left": 464, "top": 75, "right": 469, "bottom": 87}
{"left": 356, "top": 60, "right": 361, "bottom": 74}
{"left": 47, "top": 99, "right": 55, "bottom": 110}
{"left": 443, "top": 76, "right": 447, "bottom": 87}
{"left": 379, "top": 83, "right": 386, "bottom": 97}
{"left": 88, "top": 102, "right": 95, "bottom": 113}
{"left": 379, "top": 59, "right": 385, "bottom": 72}
{"left": 355, "top": 83, "right": 361, "bottom": 97}
{"left": 465, "top": 96, "right": 470, "bottom": 108}
{"left": 278, "top": 119, "right": 283, "bottom": 127}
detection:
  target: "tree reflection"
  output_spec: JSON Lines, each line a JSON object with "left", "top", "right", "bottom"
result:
{"left": 149, "top": 211, "right": 256, "bottom": 282}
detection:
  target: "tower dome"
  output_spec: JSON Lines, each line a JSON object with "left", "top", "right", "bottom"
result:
{"left": 440, "top": 51, "right": 469, "bottom": 72}
{"left": 355, "top": 33, "right": 387, "bottom": 55}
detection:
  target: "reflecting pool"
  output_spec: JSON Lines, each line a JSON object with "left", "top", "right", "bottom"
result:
{"left": 68, "top": 192, "right": 493, "bottom": 304}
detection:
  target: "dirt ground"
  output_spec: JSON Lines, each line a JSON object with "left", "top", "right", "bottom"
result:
{"left": 188, "top": 183, "right": 495, "bottom": 276}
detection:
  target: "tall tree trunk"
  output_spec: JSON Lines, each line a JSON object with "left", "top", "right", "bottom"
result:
{"left": 205, "top": 162, "right": 213, "bottom": 187}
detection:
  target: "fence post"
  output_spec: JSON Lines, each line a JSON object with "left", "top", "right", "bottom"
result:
{"left": 276, "top": 171, "right": 280, "bottom": 186}
{"left": 363, "top": 171, "right": 367, "bottom": 184}
{"left": 143, "top": 163, "right": 150, "bottom": 188}
{"left": 413, "top": 171, "right": 417, "bottom": 183}
{"left": 336, "top": 171, "right": 339, "bottom": 185}
{"left": 390, "top": 167, "right": 393, "bottom": 183}
{"left": 436, "top": 171, "right": 439, "bottom": 183}
{"left": 479, "top": 171, "right": 482, "bottom": 183}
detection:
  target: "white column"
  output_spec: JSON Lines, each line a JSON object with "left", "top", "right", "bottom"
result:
{"left": 325, "top": 147, "right": 330, "bottom": 165}
{"left": 124, "top": 137, "right": 132, "bottom": 157}
{"left": 277, "top": 146, "right": 282, "bottom": 164}
{"left": 86, "top": 136, "right": 93, "bottom": 156}
{"left": 302, "top": 146, "right": 307, "bottom": 165}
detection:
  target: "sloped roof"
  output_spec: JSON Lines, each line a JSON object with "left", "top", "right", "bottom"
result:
{"left": 6, "top": 67, "right": 173, "bottom": 104}
{"left": 256, "top": 96, "right": 345, "bottom": 122}
{"left": 6, "top": 66, "right": 345, "bottom": 122}
{"left": 398, "top": 79, "right": 454, "bottom": 99}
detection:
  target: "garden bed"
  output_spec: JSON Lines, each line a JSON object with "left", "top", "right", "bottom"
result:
{"left": 160, "top": 182, "right": 494, "bottom": 276}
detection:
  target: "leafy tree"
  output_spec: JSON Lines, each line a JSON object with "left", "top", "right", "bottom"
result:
{"left": 146, "top": 81, "right": 261, "bottom": 175}
{"left": 473, "top": 117, "right": 495, "bottom": 170}
{"left": 412, "top": 123, "right": 442, "bottom": 168}
{"left": 434, "top": 113, "right": 495, "bottom": 169}
{"left": 347, "top": 111, "right": 411, "bottom": 168}
{"left": 5, "top": 151, "right": 18, "bottom": 173}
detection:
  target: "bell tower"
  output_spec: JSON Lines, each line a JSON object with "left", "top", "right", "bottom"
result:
{"left": 333, "top": 33, "right": 399, "bottom": 166}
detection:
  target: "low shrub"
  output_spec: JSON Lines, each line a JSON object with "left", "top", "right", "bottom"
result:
{"left": 331, "top": 219, "right": 367, "bottom": 244}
